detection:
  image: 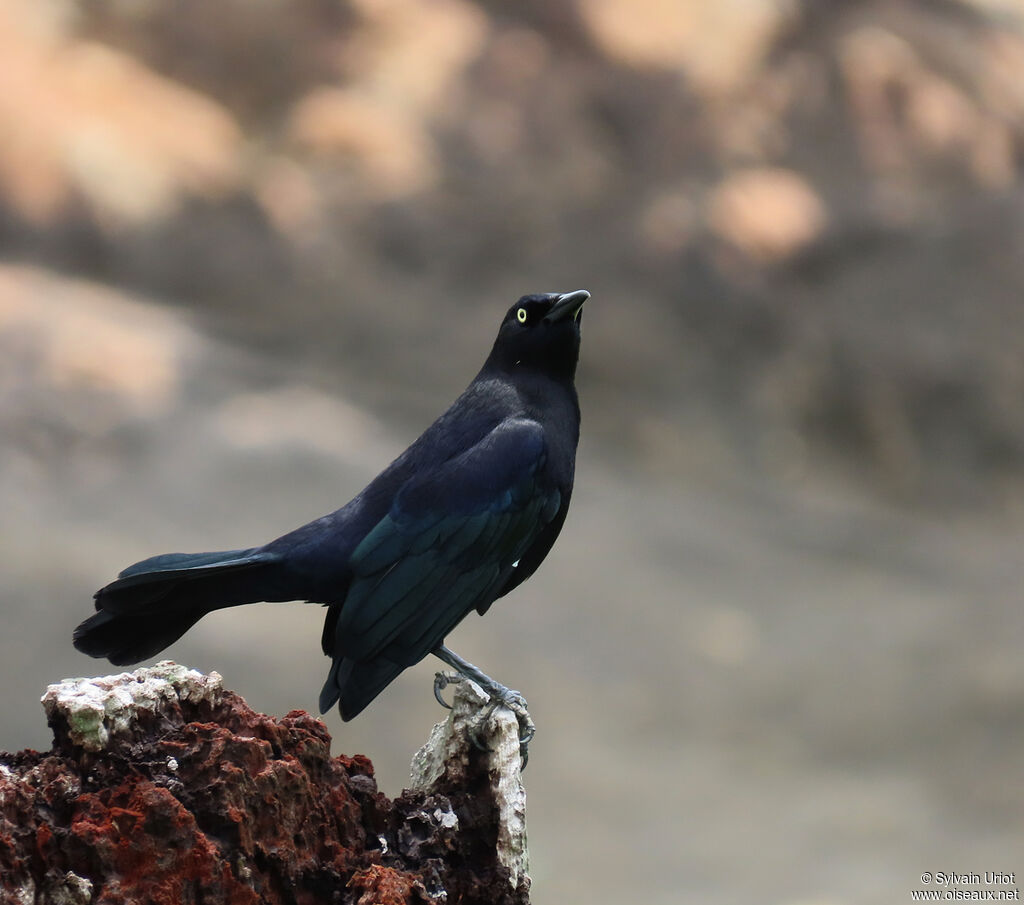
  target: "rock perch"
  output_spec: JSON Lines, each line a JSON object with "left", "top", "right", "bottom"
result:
{"left": 0, "top": 662, "right": 531, "bottom": 905}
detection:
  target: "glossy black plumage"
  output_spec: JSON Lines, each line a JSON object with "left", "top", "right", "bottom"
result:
{"left": 74, "top": 290, "right": 588, "bottom": 721}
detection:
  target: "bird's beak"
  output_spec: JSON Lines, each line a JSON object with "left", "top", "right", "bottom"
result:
{"left": 543, "top": 289, "right": 590, "bottom": 323}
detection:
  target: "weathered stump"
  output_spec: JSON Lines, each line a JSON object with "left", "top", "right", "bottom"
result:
{"left": 0, "top": 662, "right": 530, "bottom": 905}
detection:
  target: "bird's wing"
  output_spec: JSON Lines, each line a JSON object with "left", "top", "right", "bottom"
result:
{"left": 331, "top": 417, "right": 562, "bottom": 666}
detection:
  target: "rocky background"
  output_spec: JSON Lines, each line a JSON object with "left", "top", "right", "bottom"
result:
{"left": 1, "top": 1, "right": 1023, "bottom": 903}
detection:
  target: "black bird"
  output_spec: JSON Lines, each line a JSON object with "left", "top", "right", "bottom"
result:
{"left": 74, "top": 290, "right": 589, "bottom": 746}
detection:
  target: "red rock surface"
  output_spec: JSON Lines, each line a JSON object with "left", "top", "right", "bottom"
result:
{"left": 0, "top": 668, "right": 529, "bottom": 905}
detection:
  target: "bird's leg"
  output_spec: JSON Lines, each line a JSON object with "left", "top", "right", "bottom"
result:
{"left": 432, "top": 644, "right": 536, "bottom": 764}
{"left": 432, "top": 645, "right": 529, "bottom": 724}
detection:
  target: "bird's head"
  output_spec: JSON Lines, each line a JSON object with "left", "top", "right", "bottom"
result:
{"left": 485, "top": 290, "right": 589, "bottom": 381}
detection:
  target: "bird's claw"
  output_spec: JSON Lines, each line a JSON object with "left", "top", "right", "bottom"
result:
{"left": 507, "top": 694, "right": 535, "bottom": 767}
{"left": 433, "top": 671, "right": 462, "bottom": 709}
{"left": 432, "top": 672, "right": 534, "bottom": 767}
{"left": 478, "top": 688, "right": 534, "bottom": 767}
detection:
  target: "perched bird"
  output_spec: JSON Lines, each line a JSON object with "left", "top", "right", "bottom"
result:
{"left": 74, "top": 290, "right": 589, "bottom": 750}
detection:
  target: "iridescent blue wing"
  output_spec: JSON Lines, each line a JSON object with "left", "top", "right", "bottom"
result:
{"left": 320, "top": 418, "right": 561, "bottom": 718}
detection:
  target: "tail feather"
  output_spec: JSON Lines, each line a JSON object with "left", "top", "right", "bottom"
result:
{"left": 73, "top": 608, "right": 207, "bottom": 666}
{"left": 119, "top": 549, "right": 261, "bottom": 578}
{"left": 319, "top": 654, "right": 405, "bottom": 721}
{"left": 75, "top": 548, "right": 287, "bottom": 665}
{"left": 97, "top": 548, "right": 270, "bottom": 612}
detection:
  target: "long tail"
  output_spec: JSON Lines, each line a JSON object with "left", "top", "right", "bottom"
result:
{"left": 74, "top": 548, "right": 286, "bottom": 666}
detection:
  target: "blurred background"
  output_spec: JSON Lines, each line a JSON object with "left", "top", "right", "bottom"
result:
{"left": 2, "top": 0, "right": 1023, "bottom": 901}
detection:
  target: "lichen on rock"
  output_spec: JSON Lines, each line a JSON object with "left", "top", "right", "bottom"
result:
{"left": 41, "top": 661, "right": 224, "bottom": 751}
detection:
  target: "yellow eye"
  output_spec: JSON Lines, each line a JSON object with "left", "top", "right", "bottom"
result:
{"left": 517, "top": 307, "right": 528, "bottom": 324}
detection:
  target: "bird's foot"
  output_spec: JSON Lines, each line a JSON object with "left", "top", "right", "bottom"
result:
{"left": 433, "top": 671, "right": 462, "bottom": 709}
{"left": 433, "top": 671, "right": 488, "bottom": 749}
{"left": 471, "top": 686, "right": 534, "bottom": 765}
{"left": 431, "top": 645, "right": 535, "bottom": 767}
{"left": 487, "top": 688, "right": 535, "bottom": 767}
